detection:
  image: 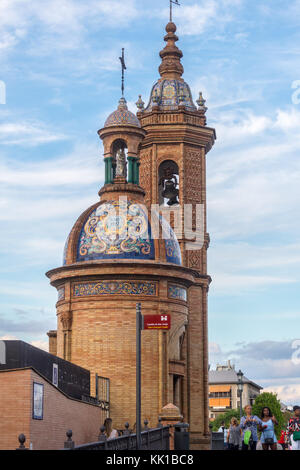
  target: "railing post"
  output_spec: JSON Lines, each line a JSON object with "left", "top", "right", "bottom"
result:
{"left": 98, "top": 425, "right": 107, "bottom": 442}
{"left": 123, "top": 422, "right": 131, "bottom": 436}
{"left": 143, "top": 419, "right": 149, "bottom": 430}
{"left": 64, "top": 430, "right": 75, "bottom": 449}
{"left": 16, "top": 434, "right": 28, "bottom": 450}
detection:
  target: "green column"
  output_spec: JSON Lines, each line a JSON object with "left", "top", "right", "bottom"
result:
{"left": 106, "top": 156, "right": 113, "bottom": 184}
{"left": 104, "top": 158, "right": 108, "bottom": 184}
{"left": 136, "top": 159, "right": 140, "bottom": 185}
{"left": 127, "top": 156, "right": 134, "bottom": 184}
{"left": 132, "top": 158, "right": 140, "bottom": 185}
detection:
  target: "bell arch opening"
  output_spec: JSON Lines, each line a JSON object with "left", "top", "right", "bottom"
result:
{"left": 158, "top": 160, "right": 179, "bottom": 206}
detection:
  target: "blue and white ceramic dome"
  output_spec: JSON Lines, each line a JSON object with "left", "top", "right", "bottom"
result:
{"left": 104, "top": 97, "right": 141, "bottom": 128}
{"left": 63, "top": 199, "right": 182, "bottom": 266}
{"left": 145, "top": 79, "right": 196, "bottom": 112}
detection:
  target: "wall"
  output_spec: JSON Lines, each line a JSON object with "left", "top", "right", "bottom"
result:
{"left": 0, "top": 369, "right": 31, "bottom": 450}
{"left": 0, "top": 368, "right": 106, "bottom": 450}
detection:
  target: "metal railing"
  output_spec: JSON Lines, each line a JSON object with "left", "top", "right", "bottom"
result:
{"left": 70, "top": 426, "right": 170, "bottom": 451}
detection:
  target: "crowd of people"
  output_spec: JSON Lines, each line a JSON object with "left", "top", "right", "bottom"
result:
{"left": 218, "top": 404, "right": 300, "bottom": 451}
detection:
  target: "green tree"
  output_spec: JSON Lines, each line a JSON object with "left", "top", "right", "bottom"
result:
{"left": 252, "top": 392, "right": 284, "bottom": 439}
{"left": 211, "top": 409, "right": 241, "bottom": 431}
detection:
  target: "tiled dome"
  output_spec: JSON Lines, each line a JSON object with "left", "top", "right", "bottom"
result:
{"left": 104, "top": 97, "right": 141, "bottom": 128}
{"left": 145, "top": 79, "right": 196, "bottom": 112}
{"left": 63, "top": 199, "right": 182, "bottom": 266}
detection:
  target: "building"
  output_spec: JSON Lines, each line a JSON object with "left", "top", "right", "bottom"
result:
{"left": 45, "top": 20, "right": 215, "bottom": 450}
{"left": 209, "top": 361, "right": 263, "bottom": 419}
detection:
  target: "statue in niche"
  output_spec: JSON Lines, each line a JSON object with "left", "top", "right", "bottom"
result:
{"left": 115, "top": 148, "right": 127, "bottom": 178}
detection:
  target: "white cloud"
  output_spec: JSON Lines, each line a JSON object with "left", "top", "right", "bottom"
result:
{"left": 0, "top": 0, "right": 139, "bottom": 54}
{"left": 0, "top": 121, "right": 68, "bottom": 146}
{"left": 30, "top": 340, "right": 49, "bottom": 351}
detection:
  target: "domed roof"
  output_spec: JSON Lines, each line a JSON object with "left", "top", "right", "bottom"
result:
{"left": 104, "top": 97, "right": 141, "bottom": 128}
{"left": 145, "top": 79, "right": 196, "bottom": 112}
{"left": 63, "top": 199, "right": 182, "bottom": 266}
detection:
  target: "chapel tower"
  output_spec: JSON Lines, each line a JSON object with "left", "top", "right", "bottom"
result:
{"left": 137, "top": 22, "right": 216, "bottom": 448}
{"left": 46, "top": 20, "right": 215, "bottom": 451}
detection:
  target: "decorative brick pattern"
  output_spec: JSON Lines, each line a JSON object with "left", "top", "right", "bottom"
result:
{"left": 73, "top": 280, "right": 157, "bottom": 297}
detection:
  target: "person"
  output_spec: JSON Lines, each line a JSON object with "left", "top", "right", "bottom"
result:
{"left": 278, "top": 429, "right": 288, "bottom": 450}
{"left": 259, "top": 407, "right": 278, "bottom": 451}
{"left": 227, "top": 417, "right": 241, "bottom": 450}
{"left": 218, "top": 421, "right": 229, "bottom": 449}
{"left": 104, "top": 417, "right": 119, "bottom": 440}
{"left": 286, "top": 405, "right": 300, "bottom": 450}
{"left": 240, "top": 405, "right": 262, "bottom": 451}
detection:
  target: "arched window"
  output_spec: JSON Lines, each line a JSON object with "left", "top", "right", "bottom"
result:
{"left": 158, "top": 160, "right": 179, "bottom": 206}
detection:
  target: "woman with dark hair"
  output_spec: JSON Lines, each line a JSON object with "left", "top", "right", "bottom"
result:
{"left": 259, "top": 407, "right": 278, "bottom": 450}
{"left": 104, "top": 417, "right": 119, "bottom": 440}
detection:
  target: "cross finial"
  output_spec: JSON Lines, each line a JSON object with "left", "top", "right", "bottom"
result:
{"left": 119, "top": 48, "right": 126, "bottom": 97}
{"left": 170, "top": 0, "right": 180, "bottom": 22}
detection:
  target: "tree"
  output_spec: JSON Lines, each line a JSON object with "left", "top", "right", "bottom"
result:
{"left": 211, "top": 409, "right": 241, "bottom": 431}
{"left": 252, "top": 392, "right": 284, "bottom": 438}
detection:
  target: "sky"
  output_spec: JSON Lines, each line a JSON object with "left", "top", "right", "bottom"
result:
{"left": 0, "top": 0, "right": 300, "bottom": 404}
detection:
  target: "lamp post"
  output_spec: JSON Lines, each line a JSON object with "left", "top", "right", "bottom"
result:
{"left": 237, "top": 369, "right": 244, "bottom": 419}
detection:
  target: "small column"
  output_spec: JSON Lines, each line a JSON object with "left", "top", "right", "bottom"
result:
{"left": 106, "top": 156, "right": 113, "bottom": 184}
{"left": 127, "top": 156, "right": 134, "bottom": 183}
{"left": 136, "top": 159, "right": 141, "bottom": 185}
{"left": 159, "top": 403, "right": 183, "bottom": 450}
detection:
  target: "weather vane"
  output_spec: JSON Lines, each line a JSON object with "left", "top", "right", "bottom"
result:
{"left": 119, "top": 48, "right": 127, "bottom": 97}
{"left": 170, "top": 0, "right": 180, "bottom": 22}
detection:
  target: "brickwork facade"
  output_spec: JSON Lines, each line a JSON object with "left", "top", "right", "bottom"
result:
{"left": 0, "top": 368, "right": 105, "bottom": 450}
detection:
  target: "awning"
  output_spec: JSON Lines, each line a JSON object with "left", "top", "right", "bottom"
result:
{"left": 209, "top": 398, "right": 231, "bottom": 408}
{"left": 209, "top": 385, "right": 231, "bottom": 393}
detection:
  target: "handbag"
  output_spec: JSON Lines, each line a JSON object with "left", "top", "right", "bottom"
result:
{"left": 293, "top": 431, "right": 300, "bottom": 441}
{"left": 264, "top": 437, "right": 274, "bottom": 445}
{"left": 244, "top": 430, "right": 252, "bottom": 445}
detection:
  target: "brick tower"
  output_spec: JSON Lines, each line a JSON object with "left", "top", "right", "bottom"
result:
{"left": 137, "top": 21, "right": 216, "bottom": 448}
{"left": 46, "top": 21, "right": 215, "bottom": 450}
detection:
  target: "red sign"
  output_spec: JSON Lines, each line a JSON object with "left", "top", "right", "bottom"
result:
{"left": 143, "top": 314, "right": 171, "bottom": 330}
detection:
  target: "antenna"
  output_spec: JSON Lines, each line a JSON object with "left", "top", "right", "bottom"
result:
{"left": 170, "top": 0, "right": 180, "bottom": 22}
{"left": 119, "top": 48, "right": 127, "bottom": 97}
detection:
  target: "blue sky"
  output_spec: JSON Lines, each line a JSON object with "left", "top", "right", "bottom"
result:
{"left": 0, "top": 0, "right": 300, "bottom": 404}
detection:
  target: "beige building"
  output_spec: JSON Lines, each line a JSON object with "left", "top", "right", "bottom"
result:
{"left": 209, "top": 361, "right": 263, "bottom": 419}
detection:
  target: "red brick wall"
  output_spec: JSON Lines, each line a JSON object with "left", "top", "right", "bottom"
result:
{"left": 0, "top": 368, "right": 106, "bottom": 450}
{"left": 0, "top": 369, "right": 31, "bottom": 450}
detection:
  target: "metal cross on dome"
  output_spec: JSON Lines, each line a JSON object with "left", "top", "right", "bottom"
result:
{"left": 119, "top": 48, "right": 126, "bottom": 97}
{"left": 169, "top": 0, "right": 180, "bottom": 22}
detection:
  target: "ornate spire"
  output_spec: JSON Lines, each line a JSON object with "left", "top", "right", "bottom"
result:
{"left": 159, "top": 22, "right": 184, "bottom": 80}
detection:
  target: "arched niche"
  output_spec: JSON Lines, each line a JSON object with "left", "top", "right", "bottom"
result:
{"left": 111, "top": 139, "right": 128, "bottom": 180}
{"left": 158, "top": 160, "right": 179, "bottom": 206}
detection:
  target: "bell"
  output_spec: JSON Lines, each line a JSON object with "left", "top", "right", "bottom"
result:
{"left": 162, "top": 179, "right": 179, "bottom": 206}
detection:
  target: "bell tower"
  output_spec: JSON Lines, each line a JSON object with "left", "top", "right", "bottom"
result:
{"left": 137, "top": 21, "right": 216, "bottom": 449}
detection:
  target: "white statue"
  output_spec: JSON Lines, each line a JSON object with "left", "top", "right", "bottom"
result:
{"left": 115, "top": 148, "right": 127, "bottom": 177}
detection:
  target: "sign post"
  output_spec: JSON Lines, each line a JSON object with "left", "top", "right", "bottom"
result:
{"left": 136, "top": 307, "right": 170, "bottom": 450}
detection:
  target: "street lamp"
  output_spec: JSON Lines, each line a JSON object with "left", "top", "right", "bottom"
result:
{"left": 237, "top": 369, "right": 244, "bottom": 419}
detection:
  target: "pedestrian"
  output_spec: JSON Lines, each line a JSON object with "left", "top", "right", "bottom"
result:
{"left": 218, "top": 421, "right": 229, "bottom": 449}
{"left": 240, "top": 405, "right": 261, "bottom": 451}
{"left": 259, "top": 407, "right": 278, "bottom": 451}
{"left": 278, "top": 429, "right": 288, "bottom": 450}
{"left": 104, "top": 417, "right": 119, "bottom": 440}
{"left": 286, "top": 405, "right": 300, "bottom": 450}
{"left": 227, "top": 417, "right": 241, "bottom": 450}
